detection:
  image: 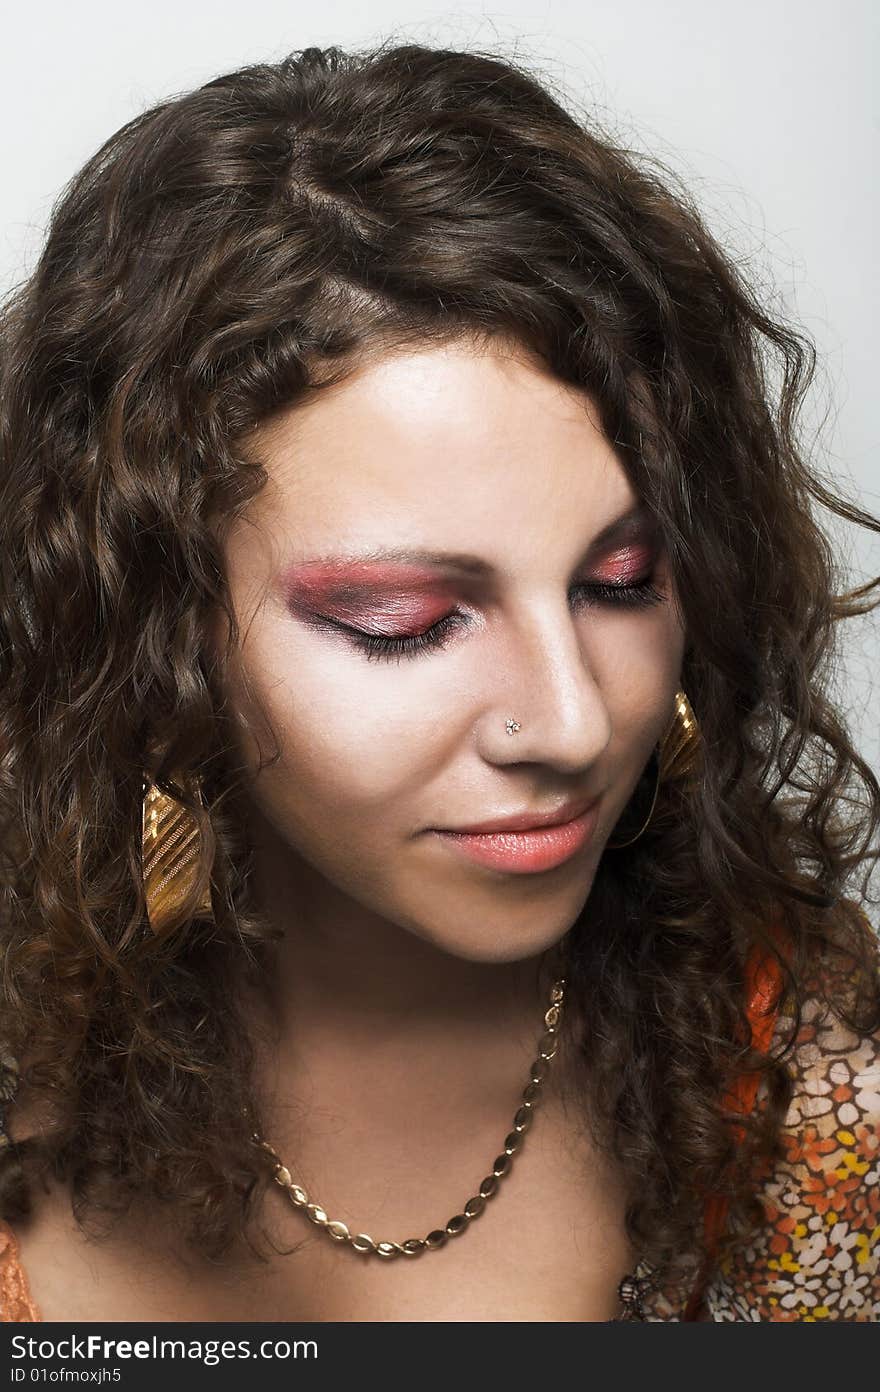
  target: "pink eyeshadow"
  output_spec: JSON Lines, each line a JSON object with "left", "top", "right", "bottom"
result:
{"left": 280, "top": 562, "right": 460, "bottom": 632}
{"left": 280, "top": 540, "right": 659, "bottom": 631}
{"left": 591, "top": 545, "right": 655, "bottom": 584}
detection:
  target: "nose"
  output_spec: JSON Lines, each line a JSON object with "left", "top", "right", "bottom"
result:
{"left": 476, "top": 601, "right": 612, "bottom": 774}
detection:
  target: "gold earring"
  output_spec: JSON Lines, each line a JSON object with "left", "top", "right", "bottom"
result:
{"left": 141, "top": 770, "right": 215, "bottom": 935}
{"left": 607, "top": 689, "right": 702, "bottom": 850}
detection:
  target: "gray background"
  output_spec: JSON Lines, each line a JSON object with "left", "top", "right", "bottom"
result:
{"left": 2, "top": 1, "right": 877, "bottom": 785}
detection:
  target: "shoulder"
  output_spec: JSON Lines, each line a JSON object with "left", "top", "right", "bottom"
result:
{"left": 709, "top": 912, "right": 880, "bottom": 1321}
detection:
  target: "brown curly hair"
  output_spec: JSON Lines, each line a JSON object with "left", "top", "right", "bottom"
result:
{"left": 1, "top": 41, "right": 878, "bottom": 1298}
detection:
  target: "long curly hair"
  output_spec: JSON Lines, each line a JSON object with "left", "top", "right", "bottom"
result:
{"left": 1, "top": 41, "right": 878, "bottom": 1296}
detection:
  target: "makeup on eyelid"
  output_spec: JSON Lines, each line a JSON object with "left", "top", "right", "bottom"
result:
{"left": 591, "top": 545, "right": 656, "bottom": 585}
{"left": 279, "top": 543, "right": 659, "bottom": 633}
{"left": 282, "top": 568, "right": 461, "bottom": 634}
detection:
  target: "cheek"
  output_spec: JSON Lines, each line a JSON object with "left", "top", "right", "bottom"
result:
{"left": 581, "top": 604, "right": 686, "bottom": 766}
{"left": 585, "top": 598, "right": 683, "bottom": 686}
{"left": 228, "top": 625, "right": 436, "bottom": 841}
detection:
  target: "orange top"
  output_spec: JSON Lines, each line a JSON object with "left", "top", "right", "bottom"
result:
{"left": 0, "top": 1220, "right": 38, "bottom": 1321}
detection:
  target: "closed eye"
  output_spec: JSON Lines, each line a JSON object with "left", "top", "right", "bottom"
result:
{"left": 329, "top": 573, "right": 667, "bottom": 663}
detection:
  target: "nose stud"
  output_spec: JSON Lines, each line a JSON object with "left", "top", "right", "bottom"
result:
{"left": 505, "top": 718, "right": 521, "bottom": 735}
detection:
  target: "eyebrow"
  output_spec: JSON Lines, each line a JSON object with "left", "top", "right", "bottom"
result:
{"left": 287, "top": 502, "right": 659, "bottom": 578}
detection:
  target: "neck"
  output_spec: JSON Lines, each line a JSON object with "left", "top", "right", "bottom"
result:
{"left": 236, "top": 812, "right": 575, "bottom": 1154}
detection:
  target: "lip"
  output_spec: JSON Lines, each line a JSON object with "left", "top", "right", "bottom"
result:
{"left": 431, "top": 798, "right": 601, "bottom": 874}
{"left": 441, "top": 795, "right": 601, "bottom": 834}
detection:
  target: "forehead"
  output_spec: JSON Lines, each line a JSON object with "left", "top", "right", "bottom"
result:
{"left": 240, "top": 342, "right": 641, "bottom": 565}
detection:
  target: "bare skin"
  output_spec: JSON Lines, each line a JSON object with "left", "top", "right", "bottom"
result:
{"left": 11, "top": 337, "right": 686, "bottom": 1321}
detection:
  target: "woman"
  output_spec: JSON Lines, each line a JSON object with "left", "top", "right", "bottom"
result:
{"left": 0, "top": 41, "right": 878, "bottom": 1323}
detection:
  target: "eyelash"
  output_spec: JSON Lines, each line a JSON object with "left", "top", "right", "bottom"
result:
{"left": 340, "top": 575, "right": 666, "bottom": 663}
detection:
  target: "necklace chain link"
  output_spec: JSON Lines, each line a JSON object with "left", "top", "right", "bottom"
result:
{"left": 251, "top": 976, "right": 566, "bottom": 1260}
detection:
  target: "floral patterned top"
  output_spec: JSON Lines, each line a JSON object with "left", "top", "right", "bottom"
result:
{"left": 628, "top": 976, "right": 880, "bottom": 1321}
{"left": 2, "top": 930, "right": 878, "bottom": 1322}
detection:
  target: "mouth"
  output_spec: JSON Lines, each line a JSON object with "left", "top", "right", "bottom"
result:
{"left": 429, "top": 798, "right": 602, "bottom": 875}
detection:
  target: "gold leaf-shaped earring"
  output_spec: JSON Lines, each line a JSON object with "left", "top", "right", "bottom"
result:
{"left": 658, "top": 689, "right": 702, "bottom": 790}
{"left": 607, "top": 688, "right": 702, "bottom": 849}
{"left": 141, "top": 770, "right": 214, "bottom": 935}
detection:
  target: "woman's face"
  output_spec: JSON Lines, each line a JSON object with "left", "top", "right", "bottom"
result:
{"left": 216, "top": 339, "right": 686, "bottom": 964}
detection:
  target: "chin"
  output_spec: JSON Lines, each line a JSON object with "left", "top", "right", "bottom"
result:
{"left": 392, "top": 845, "right": 597, "bottom": 964}
{"left": 445, "top": 938, "right": 565, "bottom": 967}
{"left": 405, "top": 897, "right": 588, "bottom": 967}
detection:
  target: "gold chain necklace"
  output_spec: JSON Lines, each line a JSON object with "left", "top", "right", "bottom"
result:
{"left": 251, "top": 976, "right": 566, "bottom": 1260}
